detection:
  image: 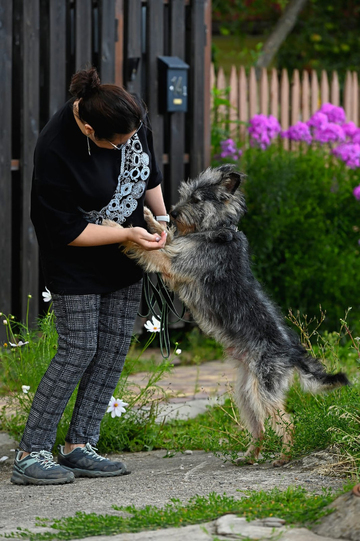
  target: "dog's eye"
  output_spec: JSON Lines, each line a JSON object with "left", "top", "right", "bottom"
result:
{"left": 191, "top": 194, "right": 202, "bottom": 203}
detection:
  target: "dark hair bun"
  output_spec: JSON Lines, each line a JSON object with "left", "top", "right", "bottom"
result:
{"left": 69, "top": 67, "right": 101, "bottom": 99}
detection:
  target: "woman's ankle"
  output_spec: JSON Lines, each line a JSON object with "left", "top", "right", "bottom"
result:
{"left": 63, "top": 442, "right": 86, "bottom": 454}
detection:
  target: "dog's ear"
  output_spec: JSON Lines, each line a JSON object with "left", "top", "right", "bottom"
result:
{"left": 217, "top": 165, "right": 242, "bottom": 194}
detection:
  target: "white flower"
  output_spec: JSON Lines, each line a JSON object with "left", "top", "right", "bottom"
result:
{"left": 106, "top": 396, "right": 128, "bottom": 418}
{"left": 42, "top": 287, "right": 52, "bottom": 303}
{"left": 144, "top": 316, "right": 161, "bottom": 333}
{"left": 2, "top": 320, "right": 8, "bottom": 325}
{"left": 9, "top": 341, "right": 29, "bottom": 348}
{"left": 22, "top": 385, "right": 30, "bottom": 394}
{"left": 175, "top": 348, "right": 182, "bottom": 355}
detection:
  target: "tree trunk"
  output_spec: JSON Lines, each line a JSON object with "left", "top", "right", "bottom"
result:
{"left": 255, "top": 0, "right": 308, "bottom": 77}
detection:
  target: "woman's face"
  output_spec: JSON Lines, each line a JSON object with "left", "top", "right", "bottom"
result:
{"left": 89, "top": 130, "right": 138, "bottom": 150}
{"left": 73, "top": 99, "right": 138, "bottom": 150}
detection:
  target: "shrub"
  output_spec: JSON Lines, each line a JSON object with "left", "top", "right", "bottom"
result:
{"left": 240, "top": 146, "right": 360, "bottom": 329}
{"left": 212, "top": 104, "right": 360, "bottom": 329}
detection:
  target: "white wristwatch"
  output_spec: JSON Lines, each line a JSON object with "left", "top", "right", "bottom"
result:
{"left": 155, "top": 215, "right": 170, "bottom": 223}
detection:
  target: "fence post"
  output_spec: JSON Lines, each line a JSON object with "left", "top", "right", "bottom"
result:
{"left": 20, "top": 0, "right": 40, "bottom": 324}
{"left": 249, "top": 67, "right": 257, "bottom": 118}
{"left": 331, "top": 71, "right": 340, "bottom": 107}
{"left": 270, "top": 68, "right": 278, "bottom": 119}
{"left": 344, "top": 71, "right": 352, "bottom": 122}
{"left": 229, "top": 66, "right": 238, "bottom": 139}
{"left": 75, "top": 0, "right": 92, "bottom": 70}
{"left": 353, "top": 72, "right": 359, "bottom": 125}
{"left": 281, "top": 68, "right": 289, "bottom": 149}
{"left": 238, "top": 65, "right": 248, "bottom": 138}
{"left": 302, "top": 70, "right": 310, "bottom": 122}
{"left": 311, "top": 70, "right": 319, "bottom": 114}
{"left": 260, "top": 68, "right": 268, "bottom": 115}
{"left": 320, "top": 70, "right": 329, "bottom": 105}
{"left": 0, "top": 0, "right": 12, "bottom": 338}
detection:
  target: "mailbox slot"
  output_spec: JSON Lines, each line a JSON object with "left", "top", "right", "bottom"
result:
{"left": 158, "top": 56, "right": 189, "bottom": 113}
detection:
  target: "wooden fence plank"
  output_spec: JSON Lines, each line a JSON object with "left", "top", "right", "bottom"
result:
{"left": 210, "top": 61, "right": 215, "bottom": 124}
{"left": 311, "top": 70, "right": 319, "bottom": 114}
{"left": 217, "top": 67, "right": 227, "bottom": 131}
{"left": 114, "top": 0, "right": 124, "bottom": 87}
{"left": 75, "top": 0, "right": 92, "bottom": 70}
{"left": 331, "top": 71, "right": 340, "bottom": 107}
{"left": 302, "top": 70, "right": 310, "bottom": 121}
{"left": 344, "top": 70, "right": 352, "bottom": 122}
{"left": 320, "top": 70, "right": 329, "bottom": 104}
{"left": 0, "top": 0, "right": 12, "bottom": 329}
{"left": 21, "top": 0, "right": 40, "bottom": 323}
{"left": 229, "top": 66, "right": 238, "bottom": 138}
{"left": 124, "top": 0, "right": 142, "bottom": 94}
{"left": 281, "top": 68, "right": 289, "bottom": 149}
{"left": 168, "top": 0, "right": 185, "bottom": 206}
{"left": 260, "top": 68, "right": 268, "bottom": 115}
{"left": 249, "top": 67, "right": 257, "bottom": 118}
{"left": 353, "top": 72, "right": 358, "bottom": 125}
{"left": 189, "top": 0, "right": 205, "bottom": 177}
{"left": 203, "top": 0, "right": 212, "bottom": 167}
{"left": 99, "top": 0, "right": 116, "bottom": 83}
{"left": 238, "top": 65, "right": 247, "bottom": 137}
{"left": 49, "top": 0, "right": 67, "bottom": 117}
{"left": 146, "top": 0, "right": 164, "bottom": 172}
{"left": 291, "top": 69, "right": 300, "bottom": 125}
{"left": 270, "top": 68, "right": 278, "bottom": 118}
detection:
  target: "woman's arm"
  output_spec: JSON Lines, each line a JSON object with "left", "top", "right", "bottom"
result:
{"left": 69, "top": 223, "right": 167, "bottom": 250}
{"left": 144, "top": 184, "right": 168, "bottom": 225}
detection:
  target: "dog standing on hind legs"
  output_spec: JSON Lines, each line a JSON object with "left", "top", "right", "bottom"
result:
{"left": 104, "top": 164, "right": 350, "bottom": 467}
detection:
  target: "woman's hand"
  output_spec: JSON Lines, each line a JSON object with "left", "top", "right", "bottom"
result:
{"left": 126, "top": 227, "right": 167, "bottom": 250}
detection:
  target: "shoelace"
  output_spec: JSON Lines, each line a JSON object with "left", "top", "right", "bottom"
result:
{"left": 82, "top": 443, "right": 106, "bottom": 461}
{"left": 30, "top": 450, "right": 59, "bottom": 469}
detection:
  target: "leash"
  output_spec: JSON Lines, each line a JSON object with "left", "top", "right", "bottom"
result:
{"left": 139, "top": 273, "right": 187, "bottom": 358}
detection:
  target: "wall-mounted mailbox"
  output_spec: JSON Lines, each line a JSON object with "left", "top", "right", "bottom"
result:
{"left": 158, "top": 56, "right": 189, "bottom": 113}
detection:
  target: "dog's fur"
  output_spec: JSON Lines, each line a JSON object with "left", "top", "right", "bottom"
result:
{"left": 105, "top": 164, "right": 349, "bottom": 466}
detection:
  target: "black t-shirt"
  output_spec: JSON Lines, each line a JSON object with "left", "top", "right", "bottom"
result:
{"left": 31, "top": 100, "right": 162, "bottom": 294}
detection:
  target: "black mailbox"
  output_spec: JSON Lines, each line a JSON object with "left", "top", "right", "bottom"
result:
{"left": 158, "top": 56, "right": 189, "bottom": 113}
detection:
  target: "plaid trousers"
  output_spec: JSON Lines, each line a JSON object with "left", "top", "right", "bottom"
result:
{"left": 20, "top": 281, "right": 142, "bottom": 453}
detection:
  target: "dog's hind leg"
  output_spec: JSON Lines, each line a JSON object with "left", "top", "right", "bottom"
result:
{"left": 268, "top": 407, "right": 294, "bottom": 467}
{"left": 233, "top": 362, "right": 266, "bottom": 465}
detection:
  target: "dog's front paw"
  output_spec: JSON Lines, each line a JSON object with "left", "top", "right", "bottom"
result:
{"left": 144, "top": 207, "right": 165, "bottom": 235}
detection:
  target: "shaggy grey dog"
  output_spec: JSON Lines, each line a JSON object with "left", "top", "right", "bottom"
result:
{"left": 106, "top": 164, "right": 349, "bottom": 466}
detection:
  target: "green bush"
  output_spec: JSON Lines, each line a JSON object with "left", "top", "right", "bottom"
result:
{"left": 228, "top": 145, "right": 360, "bottom": 330}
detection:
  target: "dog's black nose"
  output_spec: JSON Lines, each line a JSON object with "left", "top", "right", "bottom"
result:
{"left": 170, "top": 209, "right": 179, "bottom": 219}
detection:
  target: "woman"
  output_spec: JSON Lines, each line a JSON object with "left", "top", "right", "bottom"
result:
{"left": 11, "top": 67, "right": 168, "bottom": 485}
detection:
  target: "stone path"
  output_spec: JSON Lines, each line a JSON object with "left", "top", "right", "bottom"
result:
{"left": 0, "top": 359, "right": 358, "bottom": 540}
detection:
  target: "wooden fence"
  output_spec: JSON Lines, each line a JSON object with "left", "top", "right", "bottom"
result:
{"left": 0, "top": 0, "right": 211, "bottom": 339}
{"left": 211, "top": 65, "right": 359, "bottom": 139}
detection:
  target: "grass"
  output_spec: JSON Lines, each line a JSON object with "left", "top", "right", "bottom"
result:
{"left": 1, "top": 302, "right": 360, "bottom": 474}
{"left": 3, "top": 485, "right": 350, "bottom": 540}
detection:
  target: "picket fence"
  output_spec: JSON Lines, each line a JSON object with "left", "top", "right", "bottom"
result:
{"left": 211, "top": 64, "right": 359, "bottom": 141}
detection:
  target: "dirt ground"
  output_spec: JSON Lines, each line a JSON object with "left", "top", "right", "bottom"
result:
{"left": 0, "top": 431, "right": 349, "bottom": 538}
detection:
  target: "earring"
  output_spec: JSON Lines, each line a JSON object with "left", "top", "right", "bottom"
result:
{"left": 87, "top": 136, "right": 91, "bottom": 156}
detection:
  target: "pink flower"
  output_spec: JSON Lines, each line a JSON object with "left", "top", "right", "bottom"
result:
{"left": 307, "top": 112, "right": 328, "bottom": 130}
{"left": 313, "top": 122, "right": 346, "bottom": 144}
{"left": 248, "top": 114, "right": 281, "bottom": 149}
{"left": 333, "top": 143, "right": 360, "bottom": 169}
{"left": 342, "top": 122, "right": 358, "bottom": 139}
{"left": 353, "top": 185, "right": 360, "bottom": 200}
{"left": 281, "top": 122, "right": 312, "bottom": 144}
{"left": 319, "top": 103, "right": 346, "bottom": 124}
{"left": 220, "top": 139, "right": 242, "bottom": 160}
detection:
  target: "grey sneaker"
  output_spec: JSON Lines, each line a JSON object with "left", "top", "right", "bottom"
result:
{"left": 57, "top": 443, "right": 130, "bottom": 478}
{"left": 11, "top": 449, "right": 75, "bottom": 485}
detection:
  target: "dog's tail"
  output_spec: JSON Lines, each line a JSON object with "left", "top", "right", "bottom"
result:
{"left": 294, "top": 347, "right": 350, "bottom": 393}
